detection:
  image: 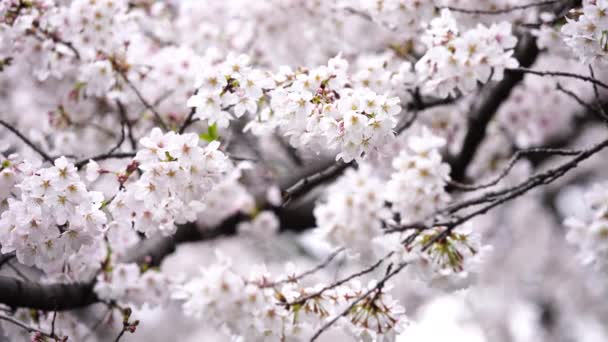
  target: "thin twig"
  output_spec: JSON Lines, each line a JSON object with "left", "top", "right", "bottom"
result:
{"left": 588, "top": 65, "right": 608, "bottom": 120}
{"left": 0, "top": 252, "right": 16, "bottom": 269}
{"left": 509, "top": 67, "right": 608, "bottom": 90}
{"left": 107, "top": 123, "right": 126, "bottom": 156}
{"left": 342, "top": 7, "right": 397, "bottom": 31}
{"left": 265, "top": 247, "right": 345, "bottom": 288}
{"left": 33, "top": 23, "right": 81, "bottom": 60}
{"left": 116, "top": 100, "right": 137, "bottom": 150}
{"left": 556, "top": 83, "right": 608, "bottom": 123}
{"left": 6, "top": 262, "right": 31, "bottom": 282}
{"left": 50, "top": 311, "right": 57, "bottom": 338}
{"left": 444, "top": 0, "right": 560, "bottom": 15}
{"left": 448, "top": 147, "right": 582, "bottom": 191}
{"left": 282, "top": 161, "right": 353, "bottom": 207}
{"left": 179, "top": 89, "right": 198, "bottom": 134}
{"left": 286, "top": 251, "right": 394, "bottom": 307}
{"left": 274, "top": 132, "right": 304, "bottom": 166}
{"left": 74, "top": 152, "right": 136, "bottom": 169}
{"left": 396, "top": 109, "right": 418, "bottom": 134}
{"left": 0, "top": 119, "right": 53, "bottom": 162}
{"left": 114, "top": 329, "right": 127, "bottom": 342}
{"left": 117, "top": 71, "right": 169, "bottom": 131}
{"left": 387, "top": 137, "right": 608, "bottom": 236}
{"left": 309, "top": 262, "right": 409, "bottom": 341}
{"left": 0, "top": 313, "right": 53, "bottom": 338}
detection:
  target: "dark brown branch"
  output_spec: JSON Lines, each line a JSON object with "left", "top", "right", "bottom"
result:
{"left": 0, "top": 252, "right": 16, "bottom": 269}
{"left": 74, "top": 152, "right": 136, "bottom": 169}
{"left": 0, "top": 161, "right": 326, "bottom": 311}
{"left": 116, "top": 100, "right": 137, "bottom": 150}
{"left": 0, "top": 119, "right": 53, "bottom": 163}
{"left": 588, "top": 66, "right": 608, "bottom": 120}
{"left": 422, "top": 137, "right": 608, "bottom": 249}
{"left": 309, "top": 261, "right": 409, "bottom": 341}
{"left": 406, "top": 88, "right": 461, "bottom": 112}
{"left": 449, "top": 34, "right": 540, "bottom": 182}
{"left": 281, "top": 161, "right": 352, "bottom": 207}
{"left": 287, "top": 251, "right": 393, "bottom": 307}
{"left": 444, "top": 0, "right": 560, "bottom": 15}
{"left": 116, "top": 70, "right": 169, "bottom": 131}
{"left": 556, "top": 83, "right": 608, "bottom": 123}
{"left": 178, "top": 89, "right": 198, "bottom": 134}
{"left": 527, "top": 104, "right": 604, "bottom": 167}
{"left": 508, "top": 67, "right": 608, "bottom": 90}
{"left": 32, "top": 23, "right": 81, "bottom": 61}
{"left": 343, "top": 7, "right": 397, "bottom": 31}
{"left": 0, "top": 276, "right": 98, "bottom": 311}
{"left": 387, "top": 137, "right": 608, "bottom": 237}
{"left": 448, "top": 147, "right": 582, "bottom": 191}
{"left": 274, "top": 132, "right": 304, "bottom": 166}
{"left": 264, "top": 247, "right": 345, "bottom": 288}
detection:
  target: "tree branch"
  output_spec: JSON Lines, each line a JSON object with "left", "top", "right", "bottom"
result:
{"left": 0, "top": 276, "right": 97, "bottom": 311}
{"left": 0, "top": 119, "right": 53, "bottom": 163}
{"left": 444, "top": 0, "right": 561, "bottom": 15}
{"left": 449, "top": 33, "right": 540, "bottom": 182}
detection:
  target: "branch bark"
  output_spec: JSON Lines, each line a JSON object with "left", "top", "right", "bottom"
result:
{"left": 449, "top": 33, "right": 540, "bottom": 182}
{"left": 0, "top": 276, "right": 97, "bottom": 311}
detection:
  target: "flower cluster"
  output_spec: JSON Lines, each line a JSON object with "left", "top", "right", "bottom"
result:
{"left": 172, "top": 254, "right": 408, "bottom": 341}
{"left": 374, "top": 223, "right": 489, "bottom": 286}
{"left": 2, "top": 0, "right": 605, "bottom": 341}
{"left": 94, "top": 263, "right": 170, "bottom": 308}
{"left": 313, "top": 128, "right": 457, "bottom": 259}
{"left": 108, "top": 128, "right": 232, "bottom": 236}
{"left": 187, "top": 53, "right": 275, "bottom": 128}
{"left": 0, "top": 152, "right": 36, "bottom": 211}
{"left": 0, "top": 157, "right": 107, "bottom": 275}
{"left": 313, "top": 165, "right": 391, "bottom": 255}
{"left": 561, "top": 0, "right": 608, "bottom": 65}
{"left": 324, "top": 87, "right": 402, "bottom": 162}
{"left": 63, "top": 0, "right": 133, "bottom": 60}
{"left": 408, "top": 225, "right": 487, "bottom": 279}
{"left": 139, "top": 46, "right": 202, "bottom": 125}
{"left": 416, "top": 9, "right": 519, "bottom": 98}
{"left": 352, "top": 52, "right": 416, "bottom": 95}
{"left": 0, "top": 0, "right": 76, "bottom": 81}
{"left": 78, "top": 59, "right": 116, "bottom": 97}
{"left": 565, "top": 182, "right": 608, "bottom": 274}
{"left": 346, "top": 0, "right": 436, "bottom": 34}
{"left": 196, "top": 165, "right": 256, "bottom": 228}
{"left": 385, "top": 128, "right": 451, "bottom": 223}
{"left": 396, "top": 292, "right": 487, "bottom": 342}
{"left": 1, "top": 0, "right": 135, "bottom": 83}
{"left": 265, "top": 56, "right": 402, "bottom": 162}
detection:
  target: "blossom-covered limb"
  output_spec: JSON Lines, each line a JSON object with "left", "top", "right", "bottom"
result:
{"left": 448, "top": 147, "right": 582, "bottom": 191}
{"left": 449, "top": 33, "right": 540, "bottom": 182}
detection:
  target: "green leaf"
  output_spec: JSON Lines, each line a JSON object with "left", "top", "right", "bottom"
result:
{"left": 164, "top": 151, "right": 176, "bottom": 161}
{"left": 199, "top": 123, "right": 219, "bottom": 142}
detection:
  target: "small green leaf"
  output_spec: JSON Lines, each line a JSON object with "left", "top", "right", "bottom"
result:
{"left": 74, "top": 81, "right": 87, "bottom": 90}
{"left": 199, "top": 123, "right": 219, "bottom": 142}
{"left": 164, "top": 151, "right": 176, "bottom": 161}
